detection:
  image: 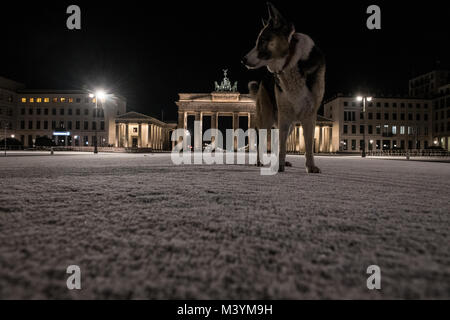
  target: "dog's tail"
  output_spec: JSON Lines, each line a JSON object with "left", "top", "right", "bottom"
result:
{"left": 248, "top": 81, "right": 259, "bottom": 100}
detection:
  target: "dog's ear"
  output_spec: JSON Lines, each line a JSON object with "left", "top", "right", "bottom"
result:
{"left": 266, "top": 2, "right": 285, "bottom": 27}
{"left": 261, "top": 18, "right": 268, "bottom": 27}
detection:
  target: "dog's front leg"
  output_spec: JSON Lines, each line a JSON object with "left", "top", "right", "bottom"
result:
{"left": 255, "top": 128, "right": 263, "bottom": 167}
{"left": 277, "top": 114, "right": 291, "bottom": 172}
{"left": 303, "top": 116, "right": 321, "bottom": 173}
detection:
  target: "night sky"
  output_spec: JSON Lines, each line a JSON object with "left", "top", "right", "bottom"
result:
{"left": 1, "top": 0, "right": 449, "bottom": 121}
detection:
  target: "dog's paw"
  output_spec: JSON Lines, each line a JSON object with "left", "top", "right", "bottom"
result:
{"left": 306, "top": 165, "right": 321, "bottom": 173}
{"left": 285, "top": 161, "right": 292, "bottom": 167}
{"left": 278, "top": 164, "right": 285, "bottom": 172}
{"left": 255, "top": 161, "right": 264, "bottom": 167}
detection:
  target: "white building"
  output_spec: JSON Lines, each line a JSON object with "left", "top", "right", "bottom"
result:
{"left": 430, "top": 83, "right": 450, "bottom": 150}
{"left": 409, "top": 69, "right": 450, "bottom": 150}
{"left": 324, "top": 69, "right": 450, "bottom": 152}
{"left": 14, "top": 89, "right": 127, "bottom": 147}
{"left": 324, "top": 95, "right": 433, "bottom": 152}
{"left": 0, "top": 77, "right": 23, "bottom": 141}
{"left": 0, "top": 76, "right": 174, "bottom": 150}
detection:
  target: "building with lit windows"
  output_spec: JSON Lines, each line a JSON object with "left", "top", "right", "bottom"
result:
{"left": 324, "top": 69, "right": 450, "bottom": 152}
{"left": 15, "top": 90, "right": 127, "bottom": 147}
{"left": 430, "top": 82, "right": 450, "bottom": 151}
{"left": 0, "top": 77, "right": 23, "bottom": 140}
{"left": 324, "top": 95, "right": 433, "bottom": 152}
{"left": 0, "top": 76, "right": 174, "bottom": 150}
{"left": 409, "top": 69, "right": 450, "bottom": 150}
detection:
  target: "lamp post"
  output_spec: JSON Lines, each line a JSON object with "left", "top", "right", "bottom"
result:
{"left": 89, "top": 91, "right": 106, "bottom": 154}
{"left": 356, "top": 95, "right": 372, "bottom": 158}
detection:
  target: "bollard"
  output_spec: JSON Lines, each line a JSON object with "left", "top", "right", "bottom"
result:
{"left": 406, "top": 151, "right": 410, "bottom": 160}
{"left": 50, "top": 147, "right": 54, "bottom": 155}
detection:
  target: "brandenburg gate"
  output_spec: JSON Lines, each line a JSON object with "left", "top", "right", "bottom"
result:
{"left": 175, "top": 70, "right": 334, "bottom": 153}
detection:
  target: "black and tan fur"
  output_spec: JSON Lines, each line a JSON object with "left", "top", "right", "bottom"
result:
{"left": 243, "top": 2, "right": 326, "bottom": 173}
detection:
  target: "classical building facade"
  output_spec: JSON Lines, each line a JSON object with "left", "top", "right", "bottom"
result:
{"left": 175, "top": 70, "right": 334, "bottom": 153}
{"left": 115, "top": 112, "right": 176, "bottom": 150}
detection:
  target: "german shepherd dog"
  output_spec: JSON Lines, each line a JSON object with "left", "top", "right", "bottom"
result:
{"left": 242, "top": 2, "right": 326, "bottom": 173}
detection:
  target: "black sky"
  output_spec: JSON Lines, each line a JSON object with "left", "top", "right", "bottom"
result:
{"left": 1, "top": 0, "right": 449, "bottom": 121}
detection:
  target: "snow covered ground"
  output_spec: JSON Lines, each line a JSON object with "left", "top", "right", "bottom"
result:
{"left": 0, "top": 152, "right": 449, "bottom": 299}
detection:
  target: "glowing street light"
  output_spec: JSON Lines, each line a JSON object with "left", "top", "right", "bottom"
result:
{"left": 356, "top": 95, "right": 372, "bottom": 158}
{"left": 89, "top": 90, "right": 108, "bottom": 154}
{"left": 96, "top": 90, "right": 106, "bottom": 101}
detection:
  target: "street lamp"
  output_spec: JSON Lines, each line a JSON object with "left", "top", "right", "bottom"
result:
{"left": 89, "top": 90, "right": 106, "bottom": 154}
{"left": 356, "top": 95, "right": 372, "bottom": 157}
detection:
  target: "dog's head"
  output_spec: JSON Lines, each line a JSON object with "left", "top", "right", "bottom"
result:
{"left": 242, "top": 2, "right": 295, "bottom": 70}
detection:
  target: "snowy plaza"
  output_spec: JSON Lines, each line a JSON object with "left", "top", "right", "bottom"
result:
{"left": 0, "top": 152, "right": 449, "bottom": 299}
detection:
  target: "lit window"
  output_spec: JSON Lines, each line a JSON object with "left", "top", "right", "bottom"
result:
{"left": 44, "top": 98, "right": 49, "bottom": 103}
{"left": 36, "top": 98, "right": 42, "bottom": 103}
{"left": 392, "top": 126, "right": 397, "bottom": 135}
{"left": 68, "top": 98, "right": 73, "bottom": 103}
{"left": 60, "top": 97, "right": 66, "bottom": 102}
{"left": 53, "top": 97, "right": 58, "bottom": 103}
{"left": 400, "top": 126, "right": 405, "bottom": 134}
{"left": 92, "top": 98, "right": 96, "bottom": 103}
{"left": 21, "top": 98, "right": 27, "bottom": 103}
{"left": 30, "top": 98, "right": 34, "bottom": 103}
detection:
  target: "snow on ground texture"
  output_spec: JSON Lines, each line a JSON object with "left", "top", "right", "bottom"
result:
{"left": 0, "top": 152, "right": 449, "bottom": 299}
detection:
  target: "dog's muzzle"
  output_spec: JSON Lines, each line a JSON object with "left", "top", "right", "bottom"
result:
{"left": 242, "top": 56, "right": 257, "bottom": 69}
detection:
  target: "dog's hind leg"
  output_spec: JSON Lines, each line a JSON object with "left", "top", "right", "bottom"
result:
{"left": 284, "top": 125, "right": 294, "bottom": 167}
{"left": 277, "top": 114, "right": 291, "bottom": 172}
{"left": 302, "top": 116, "right": 321, "bottom": 173}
